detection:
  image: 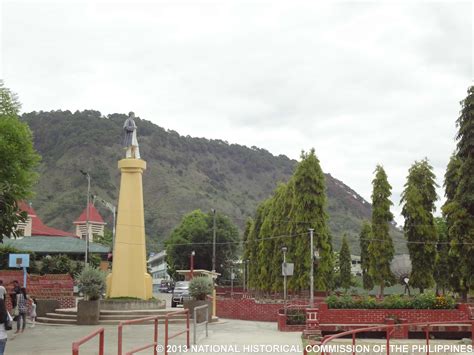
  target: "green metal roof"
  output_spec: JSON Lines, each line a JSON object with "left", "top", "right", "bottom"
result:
{"left": 4, "top": 236, "right": 110, "bottom": 254}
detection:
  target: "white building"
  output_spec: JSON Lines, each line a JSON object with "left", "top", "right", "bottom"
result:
{"left": 148, "top": 251, "right": 170, "bottom": 293}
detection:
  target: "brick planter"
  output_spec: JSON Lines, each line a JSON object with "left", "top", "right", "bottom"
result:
{"left": 277, "top": 310, "right": 306, "bottom": 332}
{"left": 317, "top": 303, "right": 471, "bottom": 338}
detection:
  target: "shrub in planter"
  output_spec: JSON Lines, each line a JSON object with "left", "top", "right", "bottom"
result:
{"left": 189, "top": 277, "right": 213, "bottom": 301}
{"left": 76, "top": 266, "right": 106, "bottom": 325}
{"left": 77, "top": 266, "right": 106, "bottom": 300}
{"left": 286, "top": 309, "right": 306, "bottom": 325}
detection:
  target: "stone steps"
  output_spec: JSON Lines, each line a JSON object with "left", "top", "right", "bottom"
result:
{"left": 37, "top": 308, "right": 187, "bottom": 326}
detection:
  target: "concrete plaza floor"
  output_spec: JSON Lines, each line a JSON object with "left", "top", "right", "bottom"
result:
{"left": 6, "top": 319, "right": 472, "bottom": 355}
{"left": 6, "top": 319, "right": 302, "bottom": 355}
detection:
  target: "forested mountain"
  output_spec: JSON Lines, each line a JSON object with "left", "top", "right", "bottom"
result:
{"left": 21, "top": 110, "right": 405, "bottom": 253}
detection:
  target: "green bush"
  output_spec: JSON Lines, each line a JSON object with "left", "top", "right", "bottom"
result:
{"left": 76, "top": 266, "right": 106, "bottom": 301}
{"left": 325, "top": 293, "right": 455, "bottom": 310}
{"left": 189, "top": 277, "right": 213, "bottom": 301}
{"left": 286, "top": 309, "right": 306, "bottom": 325}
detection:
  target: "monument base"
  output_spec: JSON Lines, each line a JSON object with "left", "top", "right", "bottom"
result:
{"left": 106, "top": 272, "right": 153, "bottom": 300}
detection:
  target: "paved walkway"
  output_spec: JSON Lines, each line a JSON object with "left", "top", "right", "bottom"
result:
{"left": 6, "top": 319, "right": 302, "bottom": 355}
{"left": 6, "top": 320, "right": 472, "bottom": 355}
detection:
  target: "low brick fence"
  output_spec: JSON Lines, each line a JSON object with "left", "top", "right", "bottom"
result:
{"left": 0, "top": 270, "right": 75, "bottom": 310}
{"left": 317, "top": 302, "right": 472, "bottom": 324}
{"left": 216, "top": 298, "right": 313, "bottom": 321}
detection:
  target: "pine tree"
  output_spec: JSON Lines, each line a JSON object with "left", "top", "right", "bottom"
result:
{"left": 339, "top": 235, "right": 352, "bottom": 291}
{"left": 442, "top": 155, "right": 462, "bottom": 293}
{"left": 287, "top": 149, "right": 333, "bottom": 291}
{"left": 400, "top": 159, "right": 438, "bottom": 293}
{"left": 368, "top": 165, "right": 395, "bottom": 297}
{"left": 244, "top": 149, "right": 333, "bottom": 293}
{"left": 359, "top": 221, "right": 374, "bottom": 290}
{"left": 445, "top": 86, "right": 474, "bottom": 299}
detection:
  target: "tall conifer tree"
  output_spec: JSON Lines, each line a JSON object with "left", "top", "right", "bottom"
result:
{"left": 359, "top": 221, "right": 374, "bottom": 290}
{"left": 444, "top": 86, "right": 474, "bottom": 299}
{"left": 339, "top": 235, "right": 352, "bottom": 291}
{"left": 400, "top": 159, "right": 438, "bottom": 293}
{"left": 368, "top": 165, "right": 395, "bottom": 297}
{"left": 287, "top": 149, "right": 333, "bottom": 291}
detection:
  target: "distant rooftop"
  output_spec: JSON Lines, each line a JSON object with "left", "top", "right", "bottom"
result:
{"left": 74, "top": 203, "right": 105, "bottom": 224}
{"left": 18, "top": 201, "right": 74, "bottom": 237}
{"left": 5, "top": 236, "right": 110, "bottom": 254}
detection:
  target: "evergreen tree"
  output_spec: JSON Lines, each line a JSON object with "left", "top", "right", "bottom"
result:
{"left": 400, "top": 159, "right": 438, "bottom": 293}
{"left": 287, "top": 149, "right": 333, "bottom": 291}
{"left": 445, "top": 86, "right": 474, "bottom": 299}
{"left": 339, "top": 235, "right": 352, "bottom": 291}
{"left": 243, "top": 149, "right": 333, "bottom": 293}
{"left": 368, "top": 165, "right": 395, "bottom": 297}
{"left": 359, "top": 221, "right": 374, "bottom": 290}
{"left": 442, "top": 155, "right": 462, "bottom": 293}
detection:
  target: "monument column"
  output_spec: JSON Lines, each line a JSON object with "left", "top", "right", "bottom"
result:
{"left": 106, "top": 158, "right": 152, "bottom": 299}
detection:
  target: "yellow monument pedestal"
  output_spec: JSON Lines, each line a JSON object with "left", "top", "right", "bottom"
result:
{"left": 106, "top": 158, "right": 152, "bottom": 299}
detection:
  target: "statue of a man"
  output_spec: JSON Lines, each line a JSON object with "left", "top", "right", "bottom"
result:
{"left": 123, "top": 112, "right": 140, "bottom": 159}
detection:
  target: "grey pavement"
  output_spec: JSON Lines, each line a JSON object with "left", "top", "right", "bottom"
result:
{"left": 6, "top": 316, "right": 472, "bottom": 355}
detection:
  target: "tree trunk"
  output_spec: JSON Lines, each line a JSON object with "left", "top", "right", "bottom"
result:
{"left": 379, "top": 284, "right": 384, "bottom": 299}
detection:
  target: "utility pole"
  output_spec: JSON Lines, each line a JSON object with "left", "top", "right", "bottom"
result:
{"left": 282, "top": 246, "right": 288, "bottom": 312}
{"left": 309, "top": 228, "right": 314, "bottom": 308}
{"left": 243, "top": 260, "right": 246, "bottom": 293}
{"left": 190, "top": 251, "right": 195, "bottom": 279}
{"left": 80, "top": 170, "right": 91, "bottom": 265}
{"left": 212, "top": 209, "right": 216, "bottom": 272}
{"left": 230, "top": 264, "right": 234, "bottom": 297}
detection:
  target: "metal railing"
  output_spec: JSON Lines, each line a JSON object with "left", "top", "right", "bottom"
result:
{"left": 193, "top": 304, "right": 209, "bottom": 345}
{"left": 303, "top": 320, "right": 474, "bottom": 355}
{"left": 71, "top": 327, "right": 105, "bottom": 355}
{"left": 165, "top": 309, "right": 190, "bottom": 355}
{"left": 117, "top": 315, "right": 159, "bottom": 355}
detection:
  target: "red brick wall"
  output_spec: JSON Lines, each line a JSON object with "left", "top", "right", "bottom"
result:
{"left": 216, "top": 298, "right": 471, "bottom": 325}
{"left": 317, "top": 303, "right": 471, "bottom": 324}
{"left": 0, "top": 270, "right": 74, "bottom": 310}
{"left": 216, "top": 298, "right": 309, "bottom": 322}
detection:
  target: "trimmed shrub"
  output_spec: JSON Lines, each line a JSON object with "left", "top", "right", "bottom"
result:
{"left": 76, "top": 266, "right": 106, "bottom": 301}
{"left": 189, "top": 277, "right": 213, "bottom": 301}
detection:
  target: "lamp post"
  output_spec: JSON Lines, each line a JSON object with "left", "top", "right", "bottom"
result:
{"left": 211, "top": 209, "right": 216, "bottom": 273}
{"left": 246, "top": 259, "right": 250, "bottom": 291}
{"left": 190, "top": 251, "right": 195, "bottom": 279}
{"left": 230, "top": 264, "right": 234, "bottom": 297}
{"left": 282, "top": 246, "right": 288, "bottom": 313}
{"left": 309, "top": 228, "right": 314, "bottom": 308}
{"left": 242, "top": 260, "right": 246, "bottom": 293}
{"left": 80, "top": 170, "right": 91, "bottom": 265}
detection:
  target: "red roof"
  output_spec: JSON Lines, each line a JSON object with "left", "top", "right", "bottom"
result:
{"left": 73, "top": 203, "right": 105, "bottom": 224}
{"left": 18, "top": 201, "right": 75, "bottom": 237}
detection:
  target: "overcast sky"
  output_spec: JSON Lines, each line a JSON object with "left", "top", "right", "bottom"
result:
{"left": 1, "top": 1, "right": 472, "bottom": 224}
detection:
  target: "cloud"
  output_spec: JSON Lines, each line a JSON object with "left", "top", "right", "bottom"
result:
{"left": 1, "top": 0, "right": 471, "bottom": 224}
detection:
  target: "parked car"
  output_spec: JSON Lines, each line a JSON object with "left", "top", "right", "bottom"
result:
{"left": 171, "top": 281, "right": 191, "bottom": 307}
{"left": 159, "top": 280, "right": 174, "bottom": 293}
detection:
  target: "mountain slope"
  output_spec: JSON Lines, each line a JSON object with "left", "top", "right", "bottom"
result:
{"left": 21, "top": 110, "right": 405, "bottom": 253}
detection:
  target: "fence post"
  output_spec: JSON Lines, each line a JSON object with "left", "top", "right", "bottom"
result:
{"left": 352, "top": 332, "right": 356, "bottom": 355}
{"left": 165, "top": 317, "right": 169, "bottom": 355}
{"left": 72, "top": 344, "right": 79, "bottom": 355}
{"left": 471, "top": 321, "right": 474, "bottom": 347}
{"left": 186, "top": 309, "right": 190, "bottom": 349}
{"left": 425, "top": 325, "right": 430, "bottom": 355}
{"left": 99, "top": 330, "right": 104, "bottom": 355}
{"left": 193, "top": 307, "right": 197, "bottom": 345}
{"left": 386, "top": 324, "right": 391, "bottom": 355}
{"left": 154, "top": 318, "right": 158, "bottom": 355}
{"left": 118, "top": 323, "right": 123, "bottom": 355}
